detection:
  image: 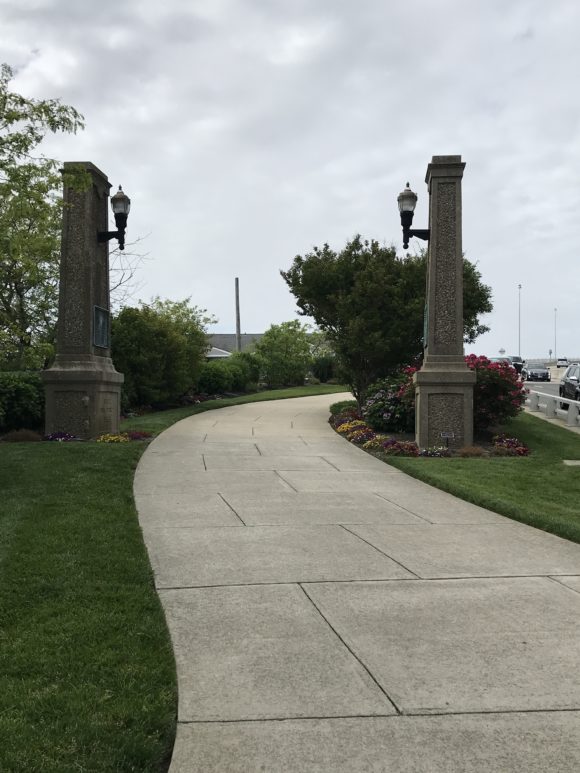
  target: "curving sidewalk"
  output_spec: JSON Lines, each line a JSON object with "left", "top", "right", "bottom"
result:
{"left": 134, "top": 393, "right": 580, "bottom": 772}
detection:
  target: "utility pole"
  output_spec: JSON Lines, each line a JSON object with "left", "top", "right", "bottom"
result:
{"left": 554, "top": 307, "right": 557, "bottom": 364}
{"left": 518, "top": 284, "right": 522, "bottom": 357}
{"left": 235, "top": 277, "right": 242, "bottom": 352}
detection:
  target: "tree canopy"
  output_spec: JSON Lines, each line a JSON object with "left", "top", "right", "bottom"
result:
{"left": 0, "top": 63, "right": 84, "bottom": 370}
{"left": 111, "top": 297, "right": 213, "bottom": 409}
{"left": 254, "top": 320, "right": 312, "bottom": 388}
{"left": 281, "top": 236, "right": 492, "bottom": 401}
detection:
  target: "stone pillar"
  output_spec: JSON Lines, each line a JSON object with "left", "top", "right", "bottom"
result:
{"left": 43, "top": 162, "right": 124, "bottom": 439}
{"left": 413, "top": 155, "right": 475, "bottom": 449}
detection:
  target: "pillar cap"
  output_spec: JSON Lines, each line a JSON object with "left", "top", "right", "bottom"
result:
{"left": 426, "top": 155, "right": 465, "bottom": 183}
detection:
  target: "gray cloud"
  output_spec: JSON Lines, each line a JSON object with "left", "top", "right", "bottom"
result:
{"left": 1, "top": 0, "right": 579, "bottom": 356}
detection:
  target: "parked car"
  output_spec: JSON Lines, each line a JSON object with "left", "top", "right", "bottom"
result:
{"left": 557, "top": 357, "right": 569, "bottom": 368}
{"left": 522, "top": 364, "right": 551, "bottom": 382}
{"left": 508, "top": 355, "right": 524, "bottom": 374}
{"left": 559, "top": 363, "right": 580, "bottom": 405}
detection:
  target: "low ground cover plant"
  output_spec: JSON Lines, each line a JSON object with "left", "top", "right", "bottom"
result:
{"left": 330, "top": 401, "right": 531, "bottom": 460}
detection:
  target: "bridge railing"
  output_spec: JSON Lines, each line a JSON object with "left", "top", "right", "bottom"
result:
{"left": 526, "top": 390, "right": 580, "bottom": 428}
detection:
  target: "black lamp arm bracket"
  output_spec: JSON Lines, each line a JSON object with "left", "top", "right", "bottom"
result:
{"left": 97, "top": 212, "right": 128, "bottom": 251}
{"left": 409, "top": 228, "right": 430, "bottom": 241}
{"left": 97, "top": 229, "right": 126, "bottom": 250}
{"left": 402, "top": 225, "right": 430, "bottom": 250}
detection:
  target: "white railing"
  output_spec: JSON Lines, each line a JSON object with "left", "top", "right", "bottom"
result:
{"left": 526, "top": 390, "right": 580, "bottom": 428}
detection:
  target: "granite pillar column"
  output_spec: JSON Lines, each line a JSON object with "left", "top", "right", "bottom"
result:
{"left": 413, "top": 155, "right": 475, "bottom": 449}
{"left": 42, "top": 162, "right": 124, "bottom": 439}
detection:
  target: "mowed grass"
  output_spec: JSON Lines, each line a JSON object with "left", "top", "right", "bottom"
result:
{"left": 385, "top": 413, "right": 580, "bottom": 543}
{"left": 0, "top": 384, "right": 347, "bottom": 772}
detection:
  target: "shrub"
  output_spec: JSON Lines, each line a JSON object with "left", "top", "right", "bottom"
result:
{"left": 197, "top": 360, "right": 235, "bottom": 394}
{"left": 311, "top": 354, "right": 335, "bottom": 383}
{"left": 362, "top": 368, "right": 416, "bottom": 433}
{"left": 466, "top": 355, "right": 527, "bottom": 431}
{"left": 229, "top": 351, "right": 261, "bottom": 386}
{"left": 363, "top": 358, "right": 526, "bottom": 436}
{"left": 329, "top": 400, "right": 358, "bottom": 415}
{"left": 111, "top": 299, "right": 210, "bottom": 410}
{"left": 254, "top": 320, "right": 312, "bottom": 388}
{"left": 1, "top": 428, "right": 43, "bottom": 442}
{"left": 0, "top": 371, "right": 45, "bottom": 432}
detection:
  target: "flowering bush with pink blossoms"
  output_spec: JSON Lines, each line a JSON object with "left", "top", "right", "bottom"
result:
{"left": 362, "top": 358, "right": 526, "bottom": 434}
{"left": 465, "top": 355, "right": 527, "bottom": 431}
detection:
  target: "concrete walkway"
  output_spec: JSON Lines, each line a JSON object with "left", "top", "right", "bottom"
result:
{"left": 134, "top": 394, "right": 580, "bottom": 772}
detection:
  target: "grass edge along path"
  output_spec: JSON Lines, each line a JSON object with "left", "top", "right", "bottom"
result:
{"left": 382, "top": 412, "right": 580, "bottom": 544}
{"left": 0, "top": 384, "right": 347, "bottom": 773}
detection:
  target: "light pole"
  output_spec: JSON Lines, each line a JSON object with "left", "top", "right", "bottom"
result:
{"left": 554, "top": 307, "right": 557, "bottom": 363}
{"left": 518, "top": 284, "right": 522, "bottom": 357}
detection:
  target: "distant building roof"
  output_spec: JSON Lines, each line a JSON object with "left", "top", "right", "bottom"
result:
{"left": 208, "top": 333, "right": 264, "bottom": 353}
{"left": 207, "top": 346, "right": 232, "bottom": 359}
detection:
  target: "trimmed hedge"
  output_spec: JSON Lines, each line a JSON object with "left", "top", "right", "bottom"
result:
{"left": 0, "top": 372, "right": 45, "bottom": 433}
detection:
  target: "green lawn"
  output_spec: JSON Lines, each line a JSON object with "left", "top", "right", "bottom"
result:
{"left": 0, "top": 384, "right": 347, "bottom": 773}
{"left": 384, "top": 413, "right": 580, "bottom": 543}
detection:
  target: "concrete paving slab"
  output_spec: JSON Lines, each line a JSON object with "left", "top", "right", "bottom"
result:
{"left": 134, "top": 468, "right": 292, "bottom": 494}
{"left": 347, "top": 523, "right": 580, "bottom": 578}
{"left": 318, "top": 452, "right": 403, "bottom": 473}
{"left": 136, "top": 453, "right": 206, "bottom": 474}
{"left": 220, "top": 491, "right": 426, "bottom": 526}
{"left": 170, "top": 712, "right": 580, "bottom": 772}
{"left": 304, "top": 577, "right": 580, "bottom": 713}
{"left": 135, "top": 491, "right": 243, "bottom": 528}
{"left": 160, "top": 584, "right": 392, "bottom": 721}
{"left": 147, "top": 525, "right": 416, "bottom": 587}
{"left": 277, "top": 469, "right": 403, "bottom": 493}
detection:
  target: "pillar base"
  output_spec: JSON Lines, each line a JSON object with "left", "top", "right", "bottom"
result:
{"left": 413, "top": 367, "right": 476, "bottom": 450}
{"left": 42, "top": 355, "right": 124, "bottom": 439}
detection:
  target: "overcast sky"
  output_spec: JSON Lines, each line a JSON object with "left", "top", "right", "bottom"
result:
{"left": 2, "top": 0, "right": 579, "bottom": 359}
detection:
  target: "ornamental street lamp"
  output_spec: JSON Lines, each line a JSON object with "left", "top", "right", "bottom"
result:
{"left": 98, "top": 185, "right": 131, "bottom": 250}
{"left": 397, "top": 182, "right": 430, "bottom": 249}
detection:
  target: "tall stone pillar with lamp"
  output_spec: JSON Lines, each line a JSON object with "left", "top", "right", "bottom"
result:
{"left": 398, "top": 155, "right": 475, "bottom": 450}
{"left": 43, "top": 162, "right": 127, "bottom": 439}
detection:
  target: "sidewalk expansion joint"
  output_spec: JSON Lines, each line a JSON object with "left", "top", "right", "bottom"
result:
{"left": 320, "top": 456, "right": 341, "bottom": 470}
{"left": 547, "top": 576, "right": 580, "bottom": 595}
{"left": 372, "top": 493, "right": 433, "bottom": 523}
{"left": 158, "top": 578, "right": 420, "bottom": 591}
{"left": 176, "top": 705, "right": 580, "bottom": 725}
{"left": 274, "top": 470, "right": 298, "bottom": 491}
{"left": 339, "top": 525, "right": 421, "bottom": 579}
{"left": 298, "top": 583, "right": 402, "bottom": 715}
{"left": 217, "top": 493, "right": 247, "bottom": 526}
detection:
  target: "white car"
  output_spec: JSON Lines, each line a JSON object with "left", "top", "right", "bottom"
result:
{"left": 557, "top": 357, "right": 569, "bottom": 368}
